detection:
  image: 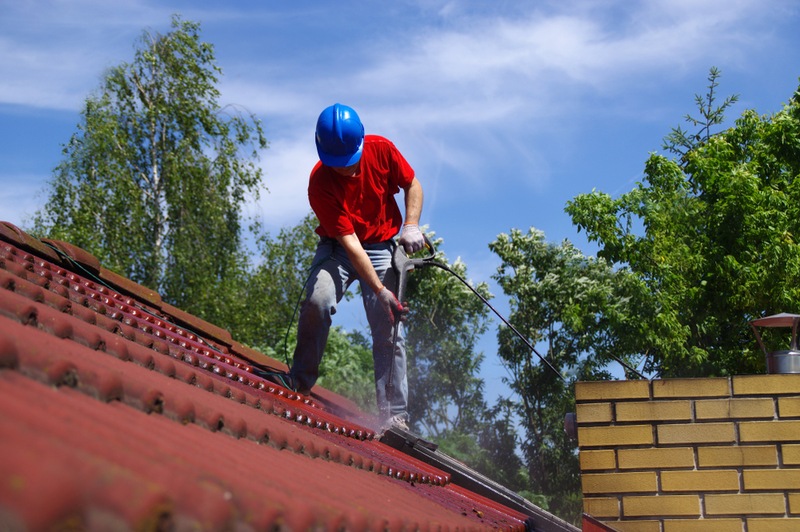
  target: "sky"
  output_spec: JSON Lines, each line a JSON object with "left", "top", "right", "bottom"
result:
{"left": 2, "top": 0, "right": 799, "bottom": 404}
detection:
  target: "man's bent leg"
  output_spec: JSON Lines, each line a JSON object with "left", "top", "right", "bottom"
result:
{"left": 291, "top": 241, "right": 349, "bottom": 394}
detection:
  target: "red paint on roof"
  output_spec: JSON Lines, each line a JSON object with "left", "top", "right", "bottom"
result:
{"left": 0, "top": 221, "right": 541, "bottom": 530}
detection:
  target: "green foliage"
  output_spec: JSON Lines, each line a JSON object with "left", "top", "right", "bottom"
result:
{"left": 236, "top": 213, "right": 319, "bottom": 354}
{"left": 402, "top": 239, "right": 547, "bottom": 495}
{"left": 473, "top": 399, "right": 529, "bottom": 492}
{"left": 489, "top": 228, "right": 646, "bottom": 520}
{"left": 491, "top": 229, "right": 649, "bottom": 380}
{"left": 32, "top": 15, "right": 267, "bottom": 329}
{"left": 404, "top": 235, "right": 492, "bottom": 438}
{"left": 663, "top": 66, "right": 740, "bottom": 160}
{"left": 566, "top": 71, "right": 800, "bottom": 377}
{"left": 317, "top": 328, "right": 376, "bottom": 412}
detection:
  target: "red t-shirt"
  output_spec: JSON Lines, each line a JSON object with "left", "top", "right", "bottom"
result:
{"left": 309, "top": 135, "right": 415, "bottom": 243}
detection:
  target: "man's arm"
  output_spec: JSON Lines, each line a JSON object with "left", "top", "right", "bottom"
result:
{"left": 335, "top": 232, "right": 384, "bottom": 294}
{"left": 402, "top": 177, "right": 423, "bottom": 225}
{"left": 398, "top": 177, "right": 425, "bottom": 253}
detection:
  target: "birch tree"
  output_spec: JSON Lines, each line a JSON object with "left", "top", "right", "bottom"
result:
{"left": 34, "top": 15, "right": 267, "bottom": 326}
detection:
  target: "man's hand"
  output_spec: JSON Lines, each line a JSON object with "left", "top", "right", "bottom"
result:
{"left": 399, "top": 224, "right": 424, "bottom": 254}
{"left": 377, "top": 287, "right": 408, "bottom": 323}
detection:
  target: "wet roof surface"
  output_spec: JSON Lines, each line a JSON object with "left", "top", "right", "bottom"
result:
{"left": 0, "top": 220, "right": 545, "bottom": 531}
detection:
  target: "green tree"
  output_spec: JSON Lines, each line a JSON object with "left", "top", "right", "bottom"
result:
{"left": 662, "top": 67, "right": 739, "bottom": 160}
{"left": 566, "top": 71, "right": 800, "bottom": 377}
{"left": 317, "top": 328, "right": 376, "bottom": 412}
{"left": 404, "top": 236, "right": 492, "bottom": 438}
{"left": 489, "top": 228, "right": 648, "bottom": 522}
{"left": 237, "top": 213, "right": 320, "bottom": 353}
{"left": 400, "top": 235, "right": 539, "bottom": 492}
{"left": 33, "top": 15, "right": 267, "bottom": 328}
{"left": 474, "top": 399, "right": 529, "bottom": 493}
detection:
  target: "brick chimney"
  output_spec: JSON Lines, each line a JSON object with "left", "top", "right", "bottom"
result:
{"left": 575, "top": 376, "right": 800, "bottom": 531}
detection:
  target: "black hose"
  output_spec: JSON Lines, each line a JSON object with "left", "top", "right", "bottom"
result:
{"left": 423, "top": 261, "right": 567, "bottom": 383}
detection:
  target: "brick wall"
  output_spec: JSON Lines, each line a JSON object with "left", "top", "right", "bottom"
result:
{"left": 575, "top": 375, "right": 800, "bottom": 531}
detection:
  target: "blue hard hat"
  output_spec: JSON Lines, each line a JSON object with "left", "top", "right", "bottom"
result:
{"left": 315, "top": 103, "right": 365, "bottom": 167}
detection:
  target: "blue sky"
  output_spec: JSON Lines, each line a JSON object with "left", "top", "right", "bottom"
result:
{"left": 2, "top": 0, "right": 799, "bottom": 402}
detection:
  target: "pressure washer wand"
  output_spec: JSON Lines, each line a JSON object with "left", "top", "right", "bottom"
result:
{"left": 392, "top": 234, "right": 437, "bottom": 304}
{"left": 391, "top": 236, "right": 567, "bottom": 384}
{"left": 383, "top": 237, "right": 438, "bottom": 422}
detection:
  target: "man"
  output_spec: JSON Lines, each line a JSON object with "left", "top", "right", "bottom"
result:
{"left": 287, "top": 103, "right": 424, "bottom": 430}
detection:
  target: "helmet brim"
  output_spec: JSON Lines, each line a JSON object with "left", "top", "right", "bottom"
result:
{"left": 316, "top": 138, "right": 364, "bottom": 168}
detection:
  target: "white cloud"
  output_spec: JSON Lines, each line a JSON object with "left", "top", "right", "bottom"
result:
{"left": 245, "top": 136, "right": 318, "bottom": 232}
{"left": 361, "top": 0, "right": 770, "bottom": 109}
{"left": 0, "top": 1, "right": 189, "bottom": 110}
{"left": 0, "top": 0, "right": 776, "bottom": 118}
{"left": 0, "top": 0, "right": 791, "bottom": 231}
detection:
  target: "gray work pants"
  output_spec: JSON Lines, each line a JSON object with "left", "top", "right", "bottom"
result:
{"left": 290, "top": 237, "right": 408, "bottom": 423}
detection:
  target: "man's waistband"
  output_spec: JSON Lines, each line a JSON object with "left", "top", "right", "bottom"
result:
{"left": 319, "top": 236, "right": 396, "bottom": 250}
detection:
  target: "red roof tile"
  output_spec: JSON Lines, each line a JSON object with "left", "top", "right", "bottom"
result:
{"left": 0, "top": 221, "right": 575, "bottom": 531}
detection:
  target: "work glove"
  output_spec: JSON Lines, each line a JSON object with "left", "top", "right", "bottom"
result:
{"left": 399, "top": 224, "right": 424, "bottom": 254}
{"left": 377, "top": 287, "right": 408, "bottom": 324}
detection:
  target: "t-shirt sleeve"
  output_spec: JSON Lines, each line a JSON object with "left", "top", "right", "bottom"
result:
{"left": 387, "top": 142, "right": 415, "bottom": 190}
